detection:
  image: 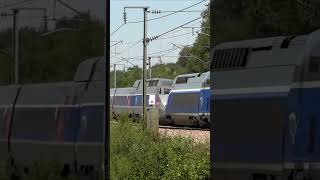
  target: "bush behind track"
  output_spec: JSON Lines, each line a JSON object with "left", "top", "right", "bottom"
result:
{"left": 111, "top": 114, "right": 210, "bottom": 180}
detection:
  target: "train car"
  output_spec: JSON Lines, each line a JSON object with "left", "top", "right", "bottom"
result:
{"left": 0, "top": 57, "right": 105, "bottom": 178}
{"left": 111, "top": 87, "right": 135, "bottom": 117}
{"left": 165, "top": 72, "right": 210, "bottom": 127}
{"left": 76, "top": 57, "right": 105, "bottom": 177}
{"left": 0, "top": 85, "right": 20, "bottom": 164}
{"left": 131, "top": 78, "right": 173, "bottom": 119}
{"left": 211, "top": 29, "right": 320, "bottom": 179}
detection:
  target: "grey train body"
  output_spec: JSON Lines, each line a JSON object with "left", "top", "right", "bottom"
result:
{"left": 0, "top": 57, "right": 105, "bottom": 178}
{"left": 211, "top": 29, "right": 320, "bottom": 179}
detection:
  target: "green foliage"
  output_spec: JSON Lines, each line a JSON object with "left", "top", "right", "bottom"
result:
{"left": 212, "top": 0, "right": 320, "bottom": 44}
{"left": 0, "top": 161, "right": 76, "bottom": 180}
{"left": 177, "top": 5, "right": 210, "bottom": 73}
{"left": 111, "top": 115, "right": 210, "bottom": 179}
{"left": 0, "top": 13, "right": 104, "bottom": 84}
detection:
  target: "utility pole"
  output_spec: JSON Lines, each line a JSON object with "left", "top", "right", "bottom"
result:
{"left": 12, "top": 9, "right": 19, "bottom": 84}
{"left": 12, "top": 8, "right": 48, "bottom": 84}
{"left": 148, "top": 57, "right": 151, "bottom": 79}
{"left": 124, "top": 6, "right": 149, "bottom": 125}
{"left": 142, "top": 7, "right": 148, "bottom": 125}
{"left": 114, "top": 64, "right": 116, "bottom": 88}
{"left": 112, "top": 63, "right": 125, "bottom": 88}
{"left": 104, "top": 0, "right": 109, "bottom": 179}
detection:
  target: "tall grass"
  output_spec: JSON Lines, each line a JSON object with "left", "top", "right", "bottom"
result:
{"left": 111, "top": 115, "right": 210, "bottom": 179}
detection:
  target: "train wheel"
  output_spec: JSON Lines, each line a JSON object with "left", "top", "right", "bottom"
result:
{"left": 289, "top": 170, "right": 312, "bottom": 180}
{"left": 6, "top": 157, "right": 21, "bottom": 180}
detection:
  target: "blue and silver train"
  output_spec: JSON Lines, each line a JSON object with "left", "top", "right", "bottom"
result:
{"left": 165, "top": 72, "right": 210, "bottom": 127}
{"left": 0, "top": 57, "right": 105, "bottom": 178}
{"left": 110, "top": 72, "right": 211, "bottom": 127}
{"left": 211, "top": 29, "right": 320, "bottom": 179}
{"left": 110, "top": 78, "right": 173, "bottom": 120}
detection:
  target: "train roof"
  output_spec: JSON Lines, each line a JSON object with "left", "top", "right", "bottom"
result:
{"left": 174, "top": 71, "right": 210, "bottom": 90}
{"left": 113, "top": 87, "right": 135, "bottom": 95}
{"left": 210, "top": 29, "right": 320, "bottom": 89}
{"left": 172, "top": 73, "right": 200, "bottom": 89}
{"left": 15, "top": 82, "right": 76, "bottom": 105}
{"left": 74, "top": 57, "right": 105, "bottom": 82}
{"left": 136, "top": 78, "right": 173, "bottom": 89}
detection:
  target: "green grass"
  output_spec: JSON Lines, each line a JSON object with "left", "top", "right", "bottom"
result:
{"left": 111, "top": 115, "right": 210, "bottom": 180}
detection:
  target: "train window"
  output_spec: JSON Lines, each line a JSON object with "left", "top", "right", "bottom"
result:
{"left": 176, "top": 77, "right": 188, "bottom": 84}
{"left": 164, "top": 88, "right": 171, "bottom": 94}
{"left": 148, "top": 80, "right": 159, "bottom": 87}
{"left": 309, "top": 58, "right": 320, "bottom": 73}
{"left": 113, "top": 96, "right": 128, "bottom": 106}
{"left": 12, "top": 108, "right": 57, "bottom": 141}
{"left": 204, "top": 79, "right": 210, "bottom": 87}
{"left": 251, "top": 46, "right": 272, "bottom": 51}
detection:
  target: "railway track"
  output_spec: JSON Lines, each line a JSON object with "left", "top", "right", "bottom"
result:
{"left": 159, "top": 125, "right": 210, "bottom": 131}
{"left": 159, "top": 125, "right": 210, "bottom": 143}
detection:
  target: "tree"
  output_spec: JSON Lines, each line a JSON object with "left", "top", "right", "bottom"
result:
{"left": 0, "top": 12, "right": 104, "bottom": 84}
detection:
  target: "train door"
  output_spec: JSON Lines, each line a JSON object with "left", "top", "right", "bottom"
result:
{"left": 285, "top": 60, "right": 320, "bottom": 178}
{"left": 199, "top": 79, "right": 210, "bottom": 127}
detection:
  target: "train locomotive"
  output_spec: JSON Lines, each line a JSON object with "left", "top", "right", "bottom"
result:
{"left": 165, "top": 72, "right": 210, "bottom": 127}
{"left": 110, "top": 72, "right": 211, "bottom": 128}
{"left": 211, "top": 29, "right": 320, "bottom": 179}
{"left": 0, "top": 57, "right": 105, "bottom": 178}
{"left": 110, "top": 78, "right": 173, "bottom": 120}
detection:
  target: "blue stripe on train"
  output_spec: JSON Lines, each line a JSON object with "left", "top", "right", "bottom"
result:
{"left": 78, "top": 105, "right": 104, "bottom": 142}
{"left": 199, "top": 88, "right": 210, "bottom": 114}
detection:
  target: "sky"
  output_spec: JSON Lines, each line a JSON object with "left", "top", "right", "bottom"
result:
{"left": 0, "top": 0, "right": 209, "bottom": 71}
{"left": 0, "top": 0, "right": 105, "bottom": 30}
{"left": 110, "top": 0, "right": 209, "bottom": 70}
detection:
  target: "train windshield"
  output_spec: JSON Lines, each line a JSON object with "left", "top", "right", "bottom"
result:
{"left": 204, "top": 79, "right": 210, "bottom": 87}
{"left": 164, "top": 88, "right": 171, "bottom": 94}
{"left": 176, "top": 76, "right": 194, "bottom": 84}
{"left": 148, "top": 80, "right": 159, "bottom": 87}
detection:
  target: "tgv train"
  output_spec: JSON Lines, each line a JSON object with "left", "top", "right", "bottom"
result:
{"left": 165, "top": 72, "right": 210, "bottom": 127}
{"left": 110, "top": 78, "right": 173, "bottom": 120}
{"left": 0, "top": 57, "right": 105, "bottom": 178}
{"left": 211, "top": 29, "right": 320, "bottom": 179}
{"left": 110, "top": 72, "right": 211, "bottom": 127}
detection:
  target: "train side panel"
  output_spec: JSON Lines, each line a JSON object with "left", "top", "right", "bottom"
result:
{"left": 0, "top": 86, "right": 20, "bottom": 163}
{"left": 10, "top": 83, "right": 78, "bottom": 169}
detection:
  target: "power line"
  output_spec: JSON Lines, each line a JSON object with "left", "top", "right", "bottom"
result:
{"left": 149, "top": 10, "right": 203, "bottom": 13}
{"left": 122, "top": 46, "right": 179, "bottom": 60}
{"left": 0, "top": 0, "right": 37, "bottom": 9}
{"left": 125, "top": 0, "right": 206, "bottom": 23}
{"left": 110, "top": 23, "right": 125, "bottom": 36}
{"left": 148, "top": 17, "right": 202, "bottom": 42}
{"left": 153, "top": 31, "right": 194, "bottom": 41}
{"left": 110, "top": 38, "right": 142, "bottom": 58}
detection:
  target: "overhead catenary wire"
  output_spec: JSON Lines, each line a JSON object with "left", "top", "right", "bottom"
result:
{"left": 110, "top": 38, "right": 143, "bottom": 58}
{"left": 148, "top": 17, "right": 202, "bottom": 42}
{"left": 0, "top": 0, "right": 38, "bottom": 9}
{"left": 153, "top": 31, "right": 194, "bottom": 41}
{"left": 126, "top": 0, "right": 206, "bottom": 24}
{"left": 110, "top": 23, "right": 125, "bottom": 36}
{"left": 121, "top": 46, "right": 179, "bottom": 60}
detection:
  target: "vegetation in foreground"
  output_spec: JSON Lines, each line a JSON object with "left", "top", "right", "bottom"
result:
{"left": 111, "top": 115, "right": 210, "bottom": 180}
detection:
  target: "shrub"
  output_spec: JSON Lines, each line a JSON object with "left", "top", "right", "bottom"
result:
{"left": 111, "top": 115, "right": 210, "bottom": 179}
